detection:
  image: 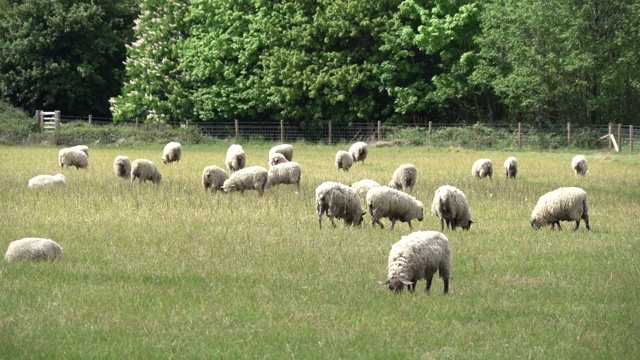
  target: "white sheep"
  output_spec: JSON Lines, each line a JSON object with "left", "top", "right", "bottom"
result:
{"left": 5, "top": 238, "right": 63, "bottom": 262}
{"left": 266, "top": 162, "right": 301, "bottom": 191}
{"left": 431, "top": 185, "right": 473, "bottom": 231}
{"left": 225, "top": 144, "right": 247, "bottom": 172}
{"left": 378, "top": 231, "right": 450, "bottom": 294}
{"left": 269, "top": 144, "right": 294, "bottom": 161}
{"left": 69, "top": 145, "right": 89, "bottom": 158}
{"left": 388, "top": 164, "right": 417, "bottom": 192}
{"left": 222, "top": 166, "right": 268, "bottom": 196}
{"left": 161, "top": 141, "right": 182, "bottom": 164}
{"left": 531, "top": 187, "right": 590, "bottom": 231}
{"left": 268, "top": 152, "right": 288, "bottom": 167}
{"left": 472, "top": 158, "right": 493, "bottom": 179}
{"left": 351, "top": 179, "right": 380, "bottom": 196}
{"left": 315, "top": 181, "right": 366, "bottom": 229}
{"left": 58, "top": 148, "right": 89, "bottom": 169}
{"left": 131, "top": 159, "right": 162, "bottom": 184}
{"left": 366, "top": 186, "right": 424, "bottom": 230}
{"left": 504, "top": 157, "right": 518, "bottom": 179}
{"left": 113, "top": 155, "right": 131, "bottom": 179}
{"left": 202, "top": 165, "right": 229, "bottom": 193}
{"left": 348, "top": 141, "right": 368, "bottom": 165}
{"left": 335, "top": 150, "right": 354, "bottom": 172}
{"left": 28, "top": 174, "right": 67, "bottom": 188}
{"left": 572, "top": 155, "right": 588, "bottom": 177}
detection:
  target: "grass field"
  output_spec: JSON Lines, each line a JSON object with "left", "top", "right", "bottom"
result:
{"left": 0, "top": 143, "right": 639, "bottom": 358}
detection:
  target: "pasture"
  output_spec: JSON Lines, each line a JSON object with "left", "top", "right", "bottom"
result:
{"left": 1, "top": 143, "right": 638, "bottom": 358}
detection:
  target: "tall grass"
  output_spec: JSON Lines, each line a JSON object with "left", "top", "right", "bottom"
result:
{"left": 1, "top": 144, "right": 639, "bottom": 358}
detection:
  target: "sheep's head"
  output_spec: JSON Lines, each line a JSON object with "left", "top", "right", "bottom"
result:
{"left": 530, "top": 219, "right": 541, "bottom": 230}
{"left": 222, "top": 180, "right": 235, "bottom": 193}
{"left": 378, "top": 278, "right": 413, "bottom": 293}
{"left": 461, "top": 219, "right": 473, "bottom": 231}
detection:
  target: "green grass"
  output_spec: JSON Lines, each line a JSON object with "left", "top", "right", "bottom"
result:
{"left": 1, "top": 143, "right": 639, "bottom": 358}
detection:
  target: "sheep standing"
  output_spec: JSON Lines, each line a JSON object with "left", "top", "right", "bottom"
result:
{"left": 366, "top": 186, "right": 424, "bottom": 230}
{"left": 504, "top": 157, "right": 518, "bottom": 179}
{"left": 222, "top": 166, "right": 269, "bottom": 196}
{"left": 269, "top": 144, "right": 294, "bottom": 161}
{"left": 202, "top": 165, "right": 229, "bottom": 193}
{"left": 225, "top": 144, "right": 247, "bottom": 172}
{"left": 5, "top": 238, "right": 63, "bottom": 262}
{"left": 351, "top": 179, "right": 380, "bottom": 197}
{"left": 378, "top": 231, "right": 450, "bottom": 294}
{"left": 388, "top": 164, "right": 417, "bottom": 192}
{"left": 531, "top": 187, "right": 590, "bottom": 231}
{"left": 431, "top": 185, "right": 473, "bottom": 231}
{"left": 70, "top": 145, "right": 89, "bottom": 158}
{"left": 572, "top": 155, "right": 588, "bottom": 177}
{"left": 131, "top": 159, "right": 162, "bottom": 184}
{"left": 315, "top": 181, "right": 366, "bottom": 229}
{"left": 269, "top": 152, "right": 288, "bottom": 167}
{"left": 335, "top": 151, "right": 354, "bottom": 172}
{"left": 348, "top": 141, "right": 368, "bottom": 165}
{"left": 28, "top": 174, "right": 67, "bottom": 188}
{"left": 113, "top": 156, "right": 131, "bottom": 179}
{"left": 161, "top": 142, "right": 182, "bottom": 164}
{"left": 58, "top": 148, "right": 89, "bottom": 169}
{"left": 472, "top": 158, "right": 493, "bottom": 179}
{"left": 266, "top": 162, "right": 301, "bottom": 191}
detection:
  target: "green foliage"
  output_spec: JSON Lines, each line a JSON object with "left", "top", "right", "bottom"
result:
{"left": 0, "top": 101, "right": 37, "bottom": 145}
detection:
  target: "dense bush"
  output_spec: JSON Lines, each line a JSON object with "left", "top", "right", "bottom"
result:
{"left": 0, "top": 101, "right": 37, "bottom": 145}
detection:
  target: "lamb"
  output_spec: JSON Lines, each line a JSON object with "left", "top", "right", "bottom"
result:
{"left": 348, "top": 141, "right": 368, "bottom": 165}
{"left": 378, "top": 231, "right": 450, "bottom": 294}
{"left": 351, "top": 179, "right": 380, "bottom": 196}
{"left": 225, "top": 144, "right": 247, "bottom": 172}
{"left": 504, "top": 157, "right": 518, "bottom": 179}
{"left": 315, "top": 181, "right": 366, "bottom": 229}
{"left": 530, "top": 187, "right": 590, "bottom": 231}
{"left": 28, "top": 174, "right": 67, "bottom": 188}
{"left": 130, "top": 159, "right": 162, "bottom": 184}
{"left": 335, "top": 150, "right": 354, "bottom": 172}
{"left": 161, "top": 141, "right": 182, "bottom": 164}
{"left": 366, "top": 186, "right": 424, "bottom": 230}
{"left": 69, "top": 145, "right": 89, "bottom": 158}
{"left": 202, "top": 165, "right": 229, "bottom": 193}
{"left": 222, "top": 166, "right": 269, "bottom": 196}
{"left": 58, "top": 148, "right": 89, "bottom": 169}
{"left": 572, "top": 155, "right": 588, "bottom": 177}
{"left": 269, "top": 152, "right": 288, "bottom": 167}
{"left": 269, "top": 144, "right": 294, "bottom": 161}
{"left": 113, "top": 155, "right": 131, "bottom": 179}
{"left": 472, "top": 158, "right": 493, "bottom": 179}
{"left": 388, "top": 164, "right": 417, "bottom": 192}
{"left": 430, "top": 185, "right": 473, "bottom": 231}
{"left": 5, "top": 238, "right": 63, "bottom": 262}
{"left": 266, "top": 162, "right": 301, "bottom": 191}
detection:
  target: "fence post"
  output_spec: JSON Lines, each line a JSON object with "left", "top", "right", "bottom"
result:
{"left": 617, "top": 124, "right": 622, "bottom": 150}
{"left": 234, "top": 119, "right": 239, "bottom": 142}
{"left": 608, "top": 123, "right": 613, "bottom": 148}
{"left": 280, "top": 120, "right": 284, "bottom": 143}
{"left": 567, "top": 122, "right": 571, "bottom": 146}
{"left": 36, "top": 110, "right": 42, "bottom": 133}
{"left": 518, "top": 122, "right": 522, "bottom": 148}
{"left": 630, "top": 125, "right": 634, "bottom": 152}
{"left": 377, "top": 120, "right": 382, "bottom": 142}
{"left": 328, "top": 122, "right": 332, "bottom": 145}
{"left": 135, "top": 117, "right": 139, "bottom": 129}
{"left": 428, "top": 121, "right": 432, "bottom": 135}
{"left": 88, "top": 114, "right": 92, "bottom": 125}
{"left": 54, "top": 110, "right": 61, "bottom": 131}
{"left": 185, "top": 119, "right": 190, "bottom": 128}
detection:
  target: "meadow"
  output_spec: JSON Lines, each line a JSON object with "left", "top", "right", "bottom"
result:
{"left": 0, "top": 143, "right": 638, "bottom": 359}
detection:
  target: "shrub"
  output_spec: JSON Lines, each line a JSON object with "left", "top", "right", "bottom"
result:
{"left": 0, "top": 101, "right": 37, "bottom": 145}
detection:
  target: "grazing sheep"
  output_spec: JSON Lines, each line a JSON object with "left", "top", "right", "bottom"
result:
{"left": 269, "top": 144, "right": 294, "bottom": 161}
{"left": 5, "top": 238, "right": 63, "bottom": 262}
{"left": 531, "top": 187, "right": 590, "bottom": 231}
{"left": 28, "top": 174, "right": 67, "bottom": 188}
{"left": 222, "top": 166, "right": 269, "bottom": 196}
{"left": 431, "top": 185, "right": 473, "bottom": 231}
{"left": 388, "top": 164, "right": 417, "bottom": 192}
{"left": 315, "top": 181, "right": 366, "bottom": 229}
{"left": 268, "top": 152, "right": 288, "bottom": 167}
{"left": 472, "top": 158, "right": 493, "bottom": 179}
{"left": 572, "top": 155, "right": 588, "bottom": 177}
{"left": 69, "top": 145, "right": 89, "bottom": 158}
{"left": 335, "top": 150, "right": 354, "bottom": 172}
{"left": 225, "top": 144, "right": 247, "bottom": 172}
{"left": 367, "top": 186, "right": 424, "bottom": 230}
{"left": 348, "top": 141, "right": 369, "bottom": 165}
{"left": 58, "top": 148, "right": 89, "bottom": 169}
{"left": 504, "top": 157, "right": 518, "bottom": 179}
{"left": 378, "top": 231, "right": 450, "bottom": 294}
{"left": 161, "top": 141, "right": 182, "bottom": 164}
{"left": 351, "top": 179, "right": 380, "bottom": 196}
{"left": 202, "top": 165, "right": 229, "bottom": 193}
{"left": 267, "top": 162, "right": 301, "bottom": 191}
{"left": 113, "top": 156, "right": 131, "bottom": 179}
{"left": 131, "top": 159, "right": 162, "bottom": 184}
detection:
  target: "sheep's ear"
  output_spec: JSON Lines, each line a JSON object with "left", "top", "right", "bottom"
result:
{"left": 378, "top": 279, "right": 390, "bottom": 285}
{"left": 400, "top": 279, "right": 413, "bottom": 285}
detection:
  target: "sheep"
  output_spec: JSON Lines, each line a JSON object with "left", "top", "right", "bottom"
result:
{"left": 266, "top": 162, "right": 301, "bottom": 191}
{"left": 113, "top": 155, "right": 131, "bottom": 179}
{"left": 378, "top": 231, "right": 450, "bottom": 294}
{"left": 58, "top": 148, "right": 89, "bottom": 169}
{"left": 530, "top": 187, "right": 590, "bottom": 231}
{"left": 225, "top": 144, "right": 247, "bottom": 172}
{"left": 315, "top": 181, "right": 366, "bottom": 229}
{"left": 366, "top": 186, "right": 424, "bottom": 230}
{"left": 572, "top": 155, "right": 588, "bottom": 177}
{"left": 222, "top": 166, "right": 268, "bottom": 196}
{"left": 388, "top": 164, "right": 417, "bottom": 192}
{"left": 348, "top": 141, "right": 368, "bottom": 165}
{"left": 472, "top": 158, "right": 493, "bottom": 179}
{"left": 130, "top": 159, "right": 162, "bottom": 184}
{"left": 335, "top": 150, "right": 354, "bottom": 172}
{"left": 504, "top": 157, "right": 518, "bottom": 179}
{"left": 202, "top": 165, "right": 229, "bottom": 193}
{"left": 69, "top": 145, "right": 89, "bottom": 158}
{"left": 269, "top": 144, "right": 294, "bottom": 161}
{"left": 430, "top": 185, "right": 473, "bottom": 231}
{"left": 268, "top": 152, "right": 288, "bottom": 167}
{"left": 5, "top": 238, "right": 63, "bottom": 262}
{"left": 28, "top": 174, "right": 67, "bottom": 188}
{"left": 351, "top": 179, "right": 380, "bottom": 196}
{"left": 161, "top": 141, "right": 182, "bottom": 164}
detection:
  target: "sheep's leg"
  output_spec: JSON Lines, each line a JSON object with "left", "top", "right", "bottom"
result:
{"left": 573, "top": 220, "right": 580, "bottom": 230}
{"left": 425, "top": 273, "right": 434, "bottom": 293}
{"left": 390, "top": 220, "right": 396, "bottom": 230}
{"left": 409, "top": 278, "right": 417, "bottom": 293}
{"left": 329, "top": 216, "right": 337, "bottom": 229}
{"left": 407, "top": 221, "right": 412, "bottom": 230}
{"left": 443, "top": 276, "right": 449, "bottom": 294}
{"left": 583, "top": 215, "right": 590, "bottom": 231}
{"left": 440, "top": 218, "right": 445, "bottom": 231}
{"left": 556, "top": 221, "right": 562, "bottom": 230}
{"left": 318, "top": 214, "right": 323, "bottom": 229}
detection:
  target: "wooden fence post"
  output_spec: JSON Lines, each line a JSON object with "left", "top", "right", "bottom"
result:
{"left": 36, "top": 110, "right": 43, "bottom": 133}
{"left": 234, "top": 119, "right": 239, "bottom": 142}
{"left": 135, "top": 117, "right": 139, "bottom": 129}
{"left": 630, "top": 125, "right": 634, "bottom": 152}
{"left": 280, "top": 120, "right": 284, "bottom": 143}
{"left": 328, "top": 121, "right": 332, "bottom": 145}
{"left": 377, "top": 120, "right": 382, "bottom": 142}
{"left": 54, "top": 110, "right": 61, "bottom": 131}
{"left": 608, "top": 123, "right": 613, "bottom": 148}
{"left": 617, "top": 124, "right": 622, "bottom": 151}
{"left": 518, "top": 122, "right": 522, "bottom": 148}
{"left": 567, "top": 122, "right": 571, "bottom": 146}
{"left": 88, "top": 114, "right": 92, "bottom": 125}
{"left": 428, "top": 121, "right": 432, "bottom": 135}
